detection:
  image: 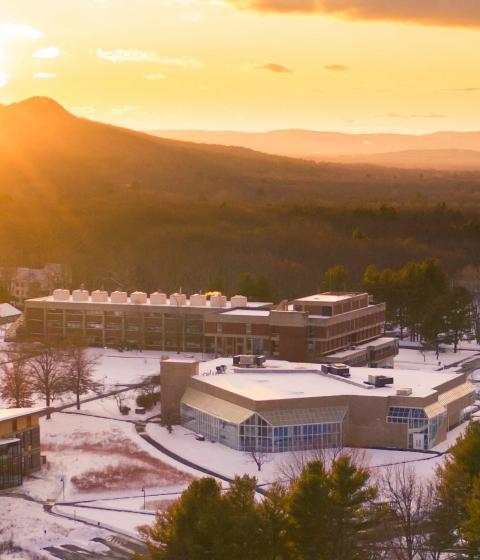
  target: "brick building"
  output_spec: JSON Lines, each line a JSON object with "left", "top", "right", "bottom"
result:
{"left": 24, "top": 290, "right": 398, "bottom": 366}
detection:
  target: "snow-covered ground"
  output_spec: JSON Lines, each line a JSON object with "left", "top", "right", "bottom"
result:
{"left": 395, "top": 345, "right": 479, "bottom": 372}
{"left": 0, "top": 496, "right": 110, "bottom": 558}
{"left": 2, "top": 340, "right": 480, "bottom": 552}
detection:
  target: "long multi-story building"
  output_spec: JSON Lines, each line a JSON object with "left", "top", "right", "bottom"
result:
{"left": 23, "top": 289, "right": 398, "bottom": 366}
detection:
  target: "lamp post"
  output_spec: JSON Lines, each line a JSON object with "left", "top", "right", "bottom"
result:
{"left": 142, "top": 487, "right": 146, "bottom": 510}
{"left": 60, "top": 475, "right": 65, "bottom": 501}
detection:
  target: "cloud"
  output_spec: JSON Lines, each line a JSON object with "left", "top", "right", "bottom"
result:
{"left": 226, "top": 1, "right": 480, "bottom": 28}
{"left": 145, "top": 72, "right": 167, "bottom": 80}
{"left": 96, "top": 48, "right": 203, "bottom": 68}
{"left": 324, "top": 64, "right": 349, "bottom": 71}
{"left": 69, "top": 105, "right": 96, "bottom": 116}
{"left": 0, "top": 22, "right": 43, "bottom": 41}
{"left": 179, "top": 11, "right": 204, "bottom": 22}
{"left": 33, "top": 72, "right": 56, "bottom": 79}
{"left": 0, "top": 71, "right": 10, "bottom": 87}
{"left": 256, "top": 63, "right": 293, "bottom": 73}
{"left": 449, "top": 87, "right": 480, "bottom": 92}
{"left": 111, "top": 105, "right": 146, "bottom": 116}
{"left": 386, "top": 112, "right": 448, "bottom": 119}
{"left": 33, "top": 46, "right": 61, "bottom": 59}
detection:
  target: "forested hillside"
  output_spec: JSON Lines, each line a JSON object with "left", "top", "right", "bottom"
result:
{"left": 1, "top": 98, "right": 480, "bottom": 298}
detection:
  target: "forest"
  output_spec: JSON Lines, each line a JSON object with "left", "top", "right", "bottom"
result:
{"left": 1, "top": 99, "right": 480, "bottom": 299}
{"left": 0, "top": 194, "right": 479, "bottom": 300}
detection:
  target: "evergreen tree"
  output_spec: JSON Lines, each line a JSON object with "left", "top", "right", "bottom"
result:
{"left": 430, "top": 423, "right": 480, "bottom": 555}
{"left": 141, "top": 477, "right": 226, "bottom": 560}
{"left": 328, "top": 456, "right": 381, "bottom": 560}
{"left": 321, "top": 265, "right": 349, "bottom": 292}
{"left": 444, "top": 287, "right": 472, "bottom": 353}
{"left": 287, "top": 460, "right": 332, "bottom": 560}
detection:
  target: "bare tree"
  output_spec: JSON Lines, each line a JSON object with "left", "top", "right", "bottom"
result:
{"left": 246, "top": 448, "right": 271, "bottom": 472}
{"left": 277, "top": 445, "right": 363, "bottom": 484}
{"left": 64, "top": 345, "right": 100, "bottom": 410}
{"left": 28, "top": 341, "right": 67, "bottom": 419}
{"left": 0, "top": 360, "right": 32, "bottom": 407}
{"left": 378, "top": 464, "right": 435, "bottom": 560}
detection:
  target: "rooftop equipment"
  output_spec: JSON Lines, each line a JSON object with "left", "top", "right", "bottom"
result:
{"left": 170, "top": 293, "right": 187, "bottom": 306}
{"left": 53, "top": 288, "right": 70, "bottom": 301}
{"left": 233, "top": 355, "right": 266, "bottom": 368}
{"left": 150, "top": 292, "right": 167, "bottom": 305}
{"left": 329, "top": 363, "right": 351, "bottom": 378}
{"left": 72, "top": 289, "right": 89, "bottom": 302}
{"left": 190, "top": 294, "right": 207, "bottom": 307}
{"left": 210, "top": 294, "right": 227, "bottom": 308}
{"left": 367, "top": 373, "right": 394, "bottom": 388}
{"left": 110, "top": 291, "right": 128, "bottom": 304}
{"left": 396, "top": 387, "right": 413, "bottom": 396}
{"left": 91, "top": 290, "right": 108, "bottom": 303}
{"left": 231, "top": 295, "right": 248, "bottom": 308}
{"left": 130, "top": 291, "right": 148, "bottom": 304}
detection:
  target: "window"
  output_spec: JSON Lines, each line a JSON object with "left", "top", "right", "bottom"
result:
{"left": 216, "top": 323, "right": 223, "bottom": 334}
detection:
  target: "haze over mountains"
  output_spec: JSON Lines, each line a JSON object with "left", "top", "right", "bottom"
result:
{"left": 2, "top": 96, "right": 475, "bottom": 206}
{"left": 152, "top": 129, "right": 480, "bottom": 170}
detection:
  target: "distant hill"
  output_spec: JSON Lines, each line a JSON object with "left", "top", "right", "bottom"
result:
{"left": 151, "top": 129, "right": 480, "bottom": 170}
{"left": 2, "top": 97, "right": 476, "bottom": 205}
{"left": 329, "top": 149, "right": 480, "bottom": 170}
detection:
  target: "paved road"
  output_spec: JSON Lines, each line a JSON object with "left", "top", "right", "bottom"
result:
{"left": 44, "top": 535, "right": 147, "bottom": 559}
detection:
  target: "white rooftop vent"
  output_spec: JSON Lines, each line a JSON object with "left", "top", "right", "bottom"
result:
{"left": 91, "top": 289, "right": 108, "bottom": 303}
{"left": 231, "top": 295, "right": 248, "bottom": 308}
{"left": 110, "top": 290, "right": 128, "bottom": 304}
{"left": 150, "top": 292, "right": 167, "bottom": 305}
{"left": 170, "top": 293, "right": 187, "bottom": 306}
{"left": 53, "top": 288, "right": 70, "bottom": 301}
{"left": 130, "top": 291, "right": 147, "bottom": 304}
{"left": 72, "top": 289, "right": 89, "bottom": 302}
{"left": 396, "top": 387, "right": 413, "bottom": 396}
{"left": 210, "top": 294, "right": 227, "bottom": 308}
{"left": 190, "top": 294, "right": 207, "bottom": 307}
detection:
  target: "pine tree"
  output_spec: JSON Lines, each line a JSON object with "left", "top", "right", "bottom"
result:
{"left": 287, "top": 460, "right": 333, "bottom": 560}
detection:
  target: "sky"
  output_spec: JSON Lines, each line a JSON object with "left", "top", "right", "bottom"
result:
{"left": 0, "top": 0, "right": 479, "bottom": 133}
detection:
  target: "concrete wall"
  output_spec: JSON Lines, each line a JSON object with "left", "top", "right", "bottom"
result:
{"left": 160, "top": 360, "right": 199, "bottom": 424}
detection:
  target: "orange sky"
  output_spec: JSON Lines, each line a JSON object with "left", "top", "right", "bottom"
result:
{"left": 0, "top": 0, "right": 479, "bottom": 133}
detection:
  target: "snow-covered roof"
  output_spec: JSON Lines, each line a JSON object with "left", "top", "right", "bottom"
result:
{"left": 195, "top": 358, "right": 469, "bottom": 401}
{"left": 0, "top": 303, "right": 21, "bottom": 319}
{"left": 295, "top": 293, "right": 365, "bottom": 303}
{"left": 0, "top": 407, "right": 45, "bottom": 422}
{"left": 219, "top": 309, "right": 271, "bottom": 317}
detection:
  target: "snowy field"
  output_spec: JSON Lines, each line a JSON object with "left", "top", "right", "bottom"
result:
{"left": 1, "top": 341, "right": 479, "bottom": 554}
{"left": 0, "top": 497, "right": 110, "bottom": 559}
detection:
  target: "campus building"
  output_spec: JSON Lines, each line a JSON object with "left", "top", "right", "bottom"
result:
{"left": 160, "top": 358, "right": 475, "bottom": 452}
{"left": 23, "top": 290, "right": 398, "bottom": 365}
{"left": 0, "top": 408, "right": 44, "bottom": 489}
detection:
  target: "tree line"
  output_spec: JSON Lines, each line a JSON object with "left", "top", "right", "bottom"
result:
{"left": 0, "top": 341, "right": 99, "bottom": 418}
{"left": 140, "top": 423, "right": 480, "bottom": 560}
{"left": 361, "top": 258, "right": 474, "bottom": 354}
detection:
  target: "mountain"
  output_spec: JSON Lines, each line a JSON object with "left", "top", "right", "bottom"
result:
{"left": 0, "top": 97, "right": 337, "bottom": 203}
{"left": 151, "top": 129, "right": 480, "bottom": 170}
{"left": 329, "top": 149, "right": 480, "bottom": 170}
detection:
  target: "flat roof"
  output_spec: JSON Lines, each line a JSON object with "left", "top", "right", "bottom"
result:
{"left": 326, "top": 337, "right": 396, "bottom": 359}
{"left": 26, "top": 296, "right": 271, "bottom": 310}
{"left": 0, "top": 407, "right": 45, "bottom": 422}
{"left": 219, "top": 309, "right": 271, "bottom": 317}
{"left": 196, "top": 358, "right": 465, "bottom": 401}
{"left": 295, "top": 293, "right": 365, "bottom": 304}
